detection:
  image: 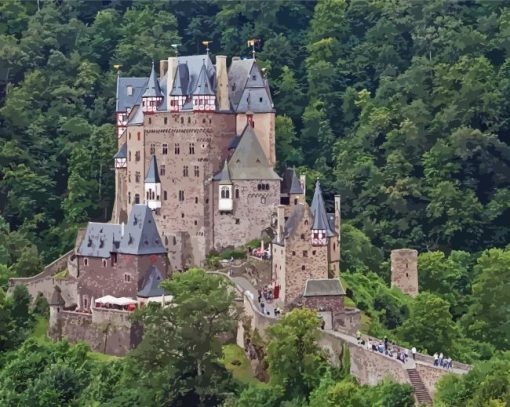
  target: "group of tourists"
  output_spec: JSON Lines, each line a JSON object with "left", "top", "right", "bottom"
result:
{"left": 433, "top": 352, "right": 453, "bottom": 369}
{"left": 358, "top": 332, "right": 421, "bottom": 365}
{"left": 257, "top": 287, "right": 281, "bottom": 317}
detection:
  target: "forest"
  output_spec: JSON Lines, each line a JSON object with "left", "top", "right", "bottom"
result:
{"left": 0, "top": 0, "right": 509, "bottom": 405}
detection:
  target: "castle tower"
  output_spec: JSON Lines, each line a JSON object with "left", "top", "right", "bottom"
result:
{"left": 142, "top": 62, "right": 163, "bottom": 113}
{"left": 49, "top": 286, "right": 65, "bottom": 340}
{"left": 144, "top": 155, "right": 161, "bottom": 210}
{"left": 310, "top": 179, "right": 331, "bottom": 246}
{"left": 390, "top": 249, "right": 418, "bottom": 297}
{"left": 192, "top": 60, "right": 216, "bottom": 111}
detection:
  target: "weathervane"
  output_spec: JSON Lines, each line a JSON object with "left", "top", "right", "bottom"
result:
{"left": 113, "top": 64, "right": 122, "bottom": 73}
{"left": 247, "top": 39, "right": 260, "bottom": 59}
{"left": 201, "top": 40, "right": 213, "bottom": 55}
{"left": 171, "top": 43, "right": 180, "bottom": 56}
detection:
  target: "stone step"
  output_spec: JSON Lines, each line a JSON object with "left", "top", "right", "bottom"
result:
{"left": 407, "top": 368, "right": 433, "bottom": 405}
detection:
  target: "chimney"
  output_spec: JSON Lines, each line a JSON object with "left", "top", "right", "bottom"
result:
{"left": 166, "top": 56, "right": 178, "bottom": 110}
{"left": 159, "top": 60, "right": 168, "bottom": 81}
{"left": 299, "top": 175, "right": 306, "bottom": 198}
{"left": 215, "top": 55, "right": 229, "bottom": 111}
{"left": 334, "top": 195, "right": 341, "bottom": 237}
{"left": 277, "top": 205, "right": 285, "bottom": 242}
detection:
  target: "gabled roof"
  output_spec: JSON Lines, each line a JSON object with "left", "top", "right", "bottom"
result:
{"left": 127, "top": 104, "right": 144, "bottom": 125}
{"left": 235, "top": 87, "right": 273, "bottom": 113}
{"left": 118, "top": 205, "right": 166, "bottom": 255}
{"left": 192, "top": 61, "right": 215, "bottom": 96}
{"left": 228, "top": 59, "right": 254, "bottom": 108}
{"left": 145, "top": 155, "right": 160, "bottom": 183}
{"left": 137, "top": 265, "right": 166, "bottom": 298}
{"left": 303, "top": 279, "right": 345, "bottom": 297}
{"left": 170, "top": 55, "right": 215, "bottom": 97}
{"left": 228, "top": 125, "right": 280, "bottom": 180}
{"left": 114, "top": 143, "right": 127, "bottom": 159}
{"left": 228, "top": 59, "right": 273, "bottom": 112}
{"left": 142, "top": 62, "right": 163, "bottom": 98}
{"left": 311, "top": 179, "right": 335, "bottom": 237}
{"left": 78, "top": 222, "right": 122, "bottom": 258}
{"left": 50, "top": 286, "right": 65, "bottom": 306}
{"left": 281, "top": 168, "right": 303, "bottom": 195}
{"left": 116, "top": 77, "right": 147, "bottom": 112}
{"left": 213, "top": 160, "right": 232, "bottom": 184}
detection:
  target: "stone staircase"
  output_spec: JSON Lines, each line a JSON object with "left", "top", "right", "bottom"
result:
{"left": 407, "top": 368, "right": 432, "bottom": 405}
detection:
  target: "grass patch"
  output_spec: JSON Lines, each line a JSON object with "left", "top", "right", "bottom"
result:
{"left": 221, "top": 344, "right": 261, "bottom": 386}
{"left": 53, "top": 269, "right": 69, "bottom": 280}
{"left": 88, "top": 351, "right": 121, "bottom": 363}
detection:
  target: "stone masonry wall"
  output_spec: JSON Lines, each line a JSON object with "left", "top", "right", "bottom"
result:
{"left": 9, "top": 250, "right": 73, "bottom": 303}
{"left": 51, "top": 308, "right": 142, "bottom": 356}
{"left": 391, "top": 248, "right": 419, "bottom": 297}
{"left": 415, "top": 362, "right": 449, "bottom": 398}
{"left": 212, "top": 179, "right": 279, "bottom": 250}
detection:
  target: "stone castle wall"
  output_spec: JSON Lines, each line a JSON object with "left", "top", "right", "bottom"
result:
{"left": 391, "top": 249, "right": 419, "bottom": 296}
{"left": 50, "top": 308, "right": 142, "bottom": 356}
{"left": 212, "top": 179, "right": 280, "bottom": 250}
{"left": 8, "top": 250, "right": 74, "bottom": 303}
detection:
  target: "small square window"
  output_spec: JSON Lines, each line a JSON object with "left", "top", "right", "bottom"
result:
{"left": 235, "top": 218, "right": 240, "bottom": 225}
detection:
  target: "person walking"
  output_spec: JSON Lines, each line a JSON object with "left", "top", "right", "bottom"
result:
{"left": 411, "top": 346, "right": 417, "bottom": 360}
{"left": 404, "top": 348, "right": 409, "bottom": 361}
{"left": 439, "top": 352, "right": 444, "bottom": 367}
{"left": 356, "top": 330, "right": 361, "bottom": 344}
{"left": 384, "top": 336, "right": 389, "bottom": 351}
{"left": 433, "top": 352, "right": 439, "bottom": 366}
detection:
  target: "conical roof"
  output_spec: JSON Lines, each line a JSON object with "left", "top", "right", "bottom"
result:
{"left": 281, "top": 168, "right": 303, "bottom": 194}
{"left": 142, "top": 62, "right": 162, "bottom": 98}
{"left": 145, "top": 155, "right": 160, "bottom": 183}
{"left": 192, "top": 60, "right": 215, "bottom": 96}
{"left": 213, "top": 160, "right": 232, "bottom": 185}
{"left": 113, "top": 143, "right": 127, "bottom": 159}
{"left": 171, "top": 63, "right": 190, "bottom": 96}
{"left": 50, "top": 286, "right": 65, "bottom": 306}
{"left": 311, "top": 179, "right": 335, "bottom": 236}
{"left": 138, "top": 265, "right": 166, "bottom": 298}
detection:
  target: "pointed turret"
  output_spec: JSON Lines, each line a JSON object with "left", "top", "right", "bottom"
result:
{"left": 311, "top": 179, "right": 335, "bottom": 246}
{"left": 192, "top": 60, "right": 216, "bottom": 111}
{"left": 145, "top": 155, "right": 161, "bottom": 210}
{"left": 142, "top": 62, "right": 163, "bottom": 113}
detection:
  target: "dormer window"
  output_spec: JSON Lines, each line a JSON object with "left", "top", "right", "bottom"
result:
{"left": 87, "top": 238, "right": 92, "bottom": 247}
{"left": 127, "top": 86, "right": 133, "bottom": 96}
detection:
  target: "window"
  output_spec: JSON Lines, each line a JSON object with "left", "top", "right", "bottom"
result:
{"left": 160, "top": 165, "right": 166, "bottom": 176}
{"left": 128, "top": 192, "right": 131, "bottom": 203}
{"left": 180, "top": 117, "right": 184, "bottom": 124}
{"left": 83, "top": 297, "right": 88, "bottom": 308}
{"left": 252, "top": 74, "right": 256, "bottom": 80}
{"left": 194, "top": 165, "right": 199, "bottom": 177}
{"left": 189, "top": 143, "right": 195, "bottom": 154}
{"left": 259, "top": 97, "right": 263, "bottom": 103}
{"left": 221, "top": 187, "right": 230, "bottom": 199}
{"left": 235, "top": 189, "right": 240, "bottom": 199}
{"left": 164, "top": 117, "right": 168, "bottom": 125}
{"left": 148, "top": 117, "right": 152, "bottom": 124}
{"left": 304, "top": 220, "right": 308, "bottom": 225}
{"left": 194, "top": 220, "right": 198, "bottom": 225}
{"left": 195, "top": 197, "right": 198, "bottom": 204}
{"left": 175, "top": 143, "right": 180, "bottom": 154}
{"left": 102, "top": 259, "right": 107, "bottom": 267}
{"left": 265, "top": 184, "right": 269, "bottom": 190}
{"left": 127, "top": 86, "right": 133, "bottom": 96}
{"left": 137, "top": 132, "right": 140, "bottom": 141}
{"left": 235, "top": 218, "right": 240, "bottom": 225}
{"left": 164, "top": 191, "right": 167, "bottom": 200}
{"left": 135, "top": 151, "right": 140, "bottom": 161}
{"left": 303, "top": 251, "right": 308, "bottom": 257}
{"left": 292, "top": 251, "right": 296, "bottom": 256}
{"left": 129, "top": 151, "right": 131, "bottom": 161}
{"left": 301, "top": 234, "right": 305, "bottom": 240}
{"left": 150, "top": 144, "right": 155, "bottom": 154}
{"left": 181, "top": 213, "right": 185, "bottom": 218}
{"left": 183, "top": 166, "right": 189, "bottom": 177}
{"left": 84, "top": 258, "right": 88, "bottom": 266}
{"left": 128, "top": 173, "right": 131, "bottom": 182}
{"left": 162, "top": 143, "right": 168, "bottom": 154}
{"left": 312, "top": 250, "right": 316, "bottom": 255}
{"left": 179, "top": 190, "right": 184, "bottom": 201}
{"left": 294, "top": 198, "right": 298, "bottom": 205}
{"left": 124, "top": 274, "right": 131, "bottom": 282}
{"left": 134, "top": 193, "right": 140, "bottom": 204}
{"left": 301, "top": 265, "right": 306, "bottom": 271}
{"left": 129, "top": 132, "right": 131, "bottom": 140}
{"left": 135, "top": 171, "right": 141, "bottom": 183}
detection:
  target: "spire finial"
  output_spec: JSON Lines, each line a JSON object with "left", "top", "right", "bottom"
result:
{"left": 202, "top": 40, "right": 212, "bottom": 55}
{"left": 247, "top": 39, "right": 259, "bottom": 59}
{"left": 171, "top": 43, "right": 180, "bottom": 57}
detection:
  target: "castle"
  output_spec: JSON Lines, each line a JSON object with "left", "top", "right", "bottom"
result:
{"left": 10, "top": 52, "right": 358, "bottom": 354}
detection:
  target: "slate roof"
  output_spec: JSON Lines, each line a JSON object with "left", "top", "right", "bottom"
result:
{"left": 114, "top": 143, "right": 127, "bottom": 159}
{"left": 117, "top": 204, "right": 166, "bottom": 255}
{"left": 281, "top": 168, "right": 303, "bottom": 195}
{"left": 213, "top": 160, "right": 232, "bottom": 184}
{"left": 116, "top": 77, "right": 147, "bottom": 112}
{"left": 142, "top": 62, "right": 163, "bottom": 98}
{"left": 145, "top": 155, "right": 161, "bottom": 183}
{"left": 228, "top": 59, "right": 273, "bottom": 112}
{"left": 311, "top": 180, "right": 336, "bottom": 237}
{"left": 228, "top": 125, "right": 280, "bottom": 180}
{"left": 192, "top": 61, "right": 215, "bottom": 95}
{"left": 137, "top": 265, "right": 166, "bottom": 298}
{"left": 170, "top": 63, "right": 190, "bottom": 96}
{"left": 50, "top": 286, "right": 65, "bottom": 306}
{"left": 282, "top": 204, "right": 306, "bottom": 240}
{"left": 78, "top": 222, "right": 122, "bottom": 258}
{"left": 303, "top": 279, "right": 346, "bottom": 297}
{"left": 228, "top": 135, "right": 241, "bottom": 150}
{"left": 127, "top": 104, "right": 144, "bottom": 125}
{"left": 170, "top": 55, "right": 215, "bottom": 97}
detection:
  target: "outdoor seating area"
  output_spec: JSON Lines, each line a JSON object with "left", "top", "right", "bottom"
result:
{"left": 95, "top": 295, "right": 138, "bottom": 312}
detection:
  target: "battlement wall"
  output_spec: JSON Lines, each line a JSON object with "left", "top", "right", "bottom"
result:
{"left": 8, "top": 250, "right": 74, "bottom": 302}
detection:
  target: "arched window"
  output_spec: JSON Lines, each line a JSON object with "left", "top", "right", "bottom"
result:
{"left": 301, "top": 265, "right": 306, "bottom": 271}
{"left": 221, "top": 187, "right": 230, "bottom": 199}
{"left": 265, "top": 184, "right": 269, "bottom": 190}
{"left": 257, "top": 184, "right": 261, "bottom": 191}
{"left": 235, "top": 189, "right": 240, "bottom": 199}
